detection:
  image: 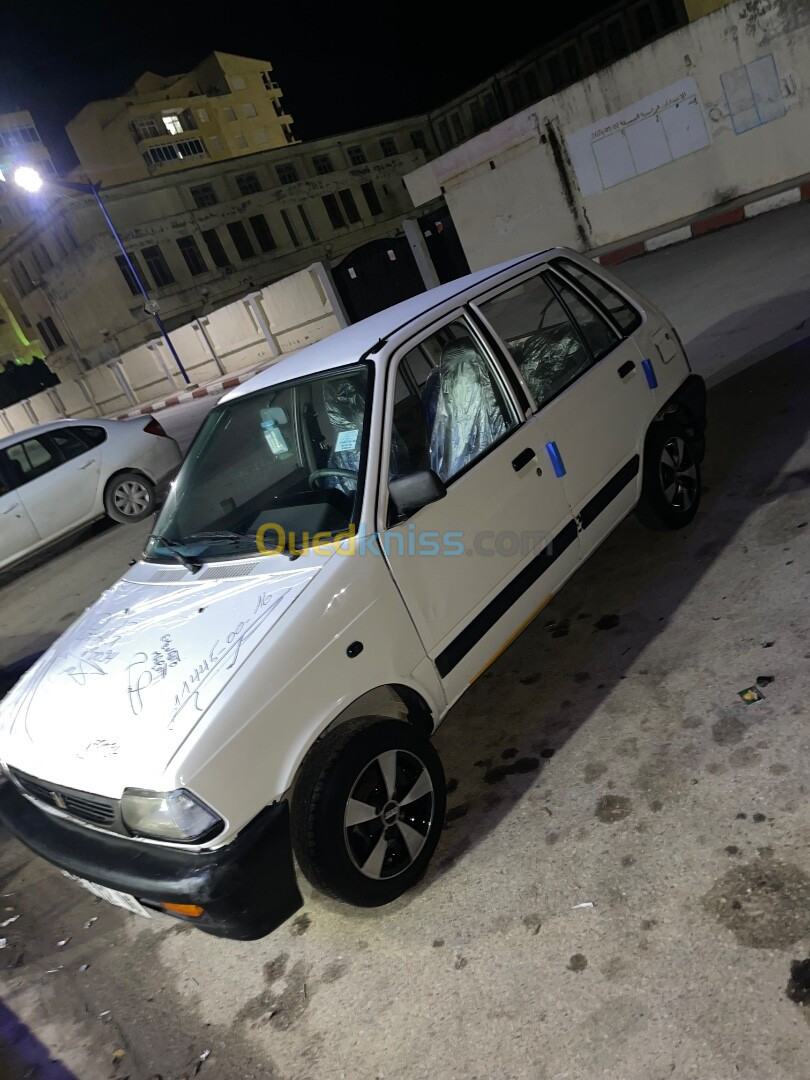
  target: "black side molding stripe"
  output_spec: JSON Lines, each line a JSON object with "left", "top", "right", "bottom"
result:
{"left": 435, "top": 519, "right": 578, "bottom": 678}
{"left": 579, "top": 454, "right": 639, "bottom": 531}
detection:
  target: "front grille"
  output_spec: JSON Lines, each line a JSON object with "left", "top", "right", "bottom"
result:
{"left": 9, "top": 768, "right": 120, "bottom": 831}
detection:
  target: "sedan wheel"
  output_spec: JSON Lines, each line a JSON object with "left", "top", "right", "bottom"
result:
{"left": 637, "top": 418, "right": 702, "bottom": 530}
{"left": 104, "top": 472, "right": 156, "bottom": 524}
{"left": 292, "top": 718, "right": 446, "bottom": 907}
{"left": 659, "top": 435, "right": 698, "bottom": 513}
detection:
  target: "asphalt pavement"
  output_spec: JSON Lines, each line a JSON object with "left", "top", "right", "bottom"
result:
{"left": 0, "top": 203, "right": 809, "bottom": 1079}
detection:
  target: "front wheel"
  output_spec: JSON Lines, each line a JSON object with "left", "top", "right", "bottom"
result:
{"left": 636, "top": 419, "right": 701, "bottom": 530}
{"left": 104, "top": 472, "right": 156, "bottom": 524}
{"left": 292, "top": 719, "right": 446, "bottom": 907}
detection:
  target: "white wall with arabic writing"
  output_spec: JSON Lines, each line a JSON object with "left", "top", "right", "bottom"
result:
{"left": 405, "top": 0, "right": 810, "bottom": 268}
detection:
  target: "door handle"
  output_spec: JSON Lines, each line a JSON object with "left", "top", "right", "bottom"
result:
{"left": 78, "top": 459, "right": 97, "bottom": 470}
{"left": 545, "top": 441, "right": 566, "bottom": 478}
{"left": 2, "top": 504, "right": 19, "bottom": 515}
{"left": 511, "top": 447, "right": 536, "bottom": 472}
{"left": 617, "top": 360, "right": 636, "bottom": 378}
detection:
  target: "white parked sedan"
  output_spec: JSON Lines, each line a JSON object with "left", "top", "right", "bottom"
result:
{"left": 0, "top": 250, "right": 706, "bottom": 939}
{"left": 0, "top": 417, "right": 181, "bottom": 572}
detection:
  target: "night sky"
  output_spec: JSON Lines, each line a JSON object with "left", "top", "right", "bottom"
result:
{"left": 1, "top": 1, "right": 609, "bottom": 171}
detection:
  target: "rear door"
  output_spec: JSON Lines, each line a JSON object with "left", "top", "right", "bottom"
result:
{"left": 0, "top": 457, "right": 39, "bottom": 569}
{"left": 8, "top": 430, "right": 99, "bottom": 541}
{"left": 474, "top": 265, "right": 655, "bottom": 557}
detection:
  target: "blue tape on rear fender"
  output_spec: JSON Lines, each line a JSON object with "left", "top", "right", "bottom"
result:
{"left": 546, "top": 441, "right": 566, "bottom": 478}
{"left": 642, "top": 358, "right": 658, "bottom": 389}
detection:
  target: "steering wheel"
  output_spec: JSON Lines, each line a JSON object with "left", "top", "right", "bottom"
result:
{"left": 309, "top": 468, "right": 358, "bottom": 490}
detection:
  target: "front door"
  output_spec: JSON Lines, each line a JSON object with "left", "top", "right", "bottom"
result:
{"left": 0, "top": 477, "right": 39, "bottom": 569}
{"left": 474, "top": 266, "right": 652, "bottom": 558}
{"left": 378, "top": 311, "right": 579, "bottom": 704}
{"left": 5, "top": 431, "right": 99, "bottom": 542}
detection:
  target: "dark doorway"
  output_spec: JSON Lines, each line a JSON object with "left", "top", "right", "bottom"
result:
{"left": 332, "top": 236, "right": 425, "bottom": 323}
{"left": 418, "top": 207, "right": 471, "bottom": 284}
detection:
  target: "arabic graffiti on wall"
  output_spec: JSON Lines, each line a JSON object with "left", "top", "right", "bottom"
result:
{"left": 566, "top": 78, "right": 711, "bottom": 196}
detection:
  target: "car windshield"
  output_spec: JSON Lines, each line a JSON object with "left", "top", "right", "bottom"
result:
{"left": 146, "top": 363, "right": 371, "bottom": 564}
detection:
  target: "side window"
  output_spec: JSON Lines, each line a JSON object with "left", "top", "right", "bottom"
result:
{"left": 478, "top": 272, "right": 591, "bottom": 407}
{"left": 75, "top": 426, "right": 107, "bottom": 448}
{"left": 392, "top": 319, "right": 517, "bottom": 485}
{"left": 49, "top": 428, "right": 90, "bottom": 462}
{"left": 555, "top": 258, "right": 641, "bottom": 333}
{"left": 552, "top": 278, "right": 619, "bottom": 361}
{"left": 2, "top": 437, "right": 58, "bottom": 487}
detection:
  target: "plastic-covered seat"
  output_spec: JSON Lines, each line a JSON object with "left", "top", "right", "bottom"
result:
{"left": 322, "top": 377, "right": 408, "bottom": 492}
{"left": 421, "top": 366, "right": 440, "bottom": 432}
{"left": 428, "top": 339, "right": 507, "bottom": 482}
{"left": 516, "top": 326, "right": 588, "bottom": 405}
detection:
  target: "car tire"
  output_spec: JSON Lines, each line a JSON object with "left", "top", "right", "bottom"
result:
{"left": 636, "top": 418, "right": 701, "bottom": 530}
{"left": 291, "top": 718, "right": 446, "bottom": 907}
{"left": 104, "top": 472, "right": 156, "bottom": 524}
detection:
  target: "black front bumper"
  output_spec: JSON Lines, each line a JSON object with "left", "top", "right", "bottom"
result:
{"left": 0, "top": 781, "right": 302, "bottom": 939}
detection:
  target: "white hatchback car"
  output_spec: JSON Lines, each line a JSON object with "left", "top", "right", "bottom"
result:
{"left": 0, "top": 417, "right": 182, "bottom": 572}
{"left": 0, "top": 250, "right": 705, "bottom": 938}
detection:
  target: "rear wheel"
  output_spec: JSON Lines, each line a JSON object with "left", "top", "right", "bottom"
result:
{"left": 636, "top": 418, "right": 701, "bottom": 530}
{"left": 291, "top": 718, "right": 446, "bottom": 907}
{"left": 104, "top": 472, "right": 156, "bottom": 524}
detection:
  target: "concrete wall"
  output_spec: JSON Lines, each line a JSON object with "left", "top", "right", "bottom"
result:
{"left": 0, "top": 261, "right": 343, "bottom": 435}
{"left": 406, "top": 0, "right": 810, "bottom": 269}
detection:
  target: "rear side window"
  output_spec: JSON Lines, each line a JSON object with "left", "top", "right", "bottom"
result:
{"left": 49, "top": 428, "right": 91, "bottom": 462}
{"left": 75, "top": 425, "right": 107, "bottom": 448}
{"left": 2, "top": 437, "right": 58, "bottom": 486}
{"left": 554, "top": 258, "right": 641, "bottom": 334}
{"left": 552, "top": 278, "right": 619, "bottom": 361}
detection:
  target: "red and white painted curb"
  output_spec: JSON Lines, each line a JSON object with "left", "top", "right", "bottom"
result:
{"left": 114, "top": 365, "right": 270, "bottom": 421}
{"left": 596, "top": 182, "right": 810, "bottom": 266}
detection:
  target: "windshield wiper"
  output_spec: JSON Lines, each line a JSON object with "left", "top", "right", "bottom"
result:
{"left": 147, "top": 534, "right": 202, "bottom": 574}
{"left": 180, "top": 531, "right": 245, "bottom": 544}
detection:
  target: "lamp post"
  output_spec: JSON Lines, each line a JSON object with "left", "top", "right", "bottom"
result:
{"left": 13, "top": 166, "right": 190, "bottom": 385}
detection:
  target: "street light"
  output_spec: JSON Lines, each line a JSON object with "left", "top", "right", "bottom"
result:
{"left": 13, "top": 166, "right": 190, "bottom": 384}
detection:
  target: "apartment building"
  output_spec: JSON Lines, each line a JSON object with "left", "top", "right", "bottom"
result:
{"left": 66, "top": 52, "right": 296, "bottom": 186}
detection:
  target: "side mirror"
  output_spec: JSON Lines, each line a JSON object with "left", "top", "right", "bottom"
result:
{"left": 389, "top": 469, "right": 447, "bottom": 517}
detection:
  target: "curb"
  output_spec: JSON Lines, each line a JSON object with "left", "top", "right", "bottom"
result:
{"left": 596, "top": 183, "right": 809, "bottom": 266}
{"left": 114, "top": 367, "right": 268, "bottom": 422}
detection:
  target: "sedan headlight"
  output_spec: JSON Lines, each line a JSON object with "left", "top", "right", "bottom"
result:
{"left": 121, "top": 788, "right": 222, "bottom": 843}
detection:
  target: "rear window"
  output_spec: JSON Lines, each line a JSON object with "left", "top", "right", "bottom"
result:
{"left": 554, "top": 258, "right": 641, "bottom": 334}
{"left": 75, "top": 425, "right": 107, "bottom": 448}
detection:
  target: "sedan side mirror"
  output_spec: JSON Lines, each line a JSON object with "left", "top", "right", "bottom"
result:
{"left": 389, "top": 469, "right": 447, "bottom": 518}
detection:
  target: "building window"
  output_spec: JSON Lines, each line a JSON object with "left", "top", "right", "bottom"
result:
{"left": 312, "top": 154, "right": 334, "bottom": 175}
{"left": 209, "top": 135, "right": 222, "bottom": 152}
{"left": 144, "top": 138, "right": 206, "bottom": 166}
{"left": 0, "top": 124, "right": 40, "bottom": 148}
{"left": 163, "top": 114, "right": 183, "bottom": 135}
{"left": 451, "top": 113, "right": 465, "bottom": 143}
{"left": 201, "top": 228, "right": 230, "bottom": 268}
{"left": 226, "top": 221, "right": 256, "bottom": 260}
{"left": 176, "top": 236, "right": 208, "bottom": 276}
{"left": 360, "top": 181, "right": 382, "bottom": 216}
{"left": 114, "top": 253, "right": 144, "bottom": 295}
{"left": 524, "top": 68, "right": 540, "bottom": 101}
{"left": 547, "top": 53, "right": 563, "bottom": 90}
{"left": 339, "top": 188, "right": 361, "bottom": 224}
{"left": 276, "top": 162, "right": 299, "bottom": 185}
{"left": 410, "top": 130, "right": 428, "bottom": 153}
{"left": 483, "top": 93, "right": 500, "bottom": 126}
{"left": 30, "top": 249, "right": 45, "bottom": 276}
{"left": 280, "top": 209, "right": 300, "bottom": 246}
{"left": 657, "top": 0, "right": 679, "bottom": 31}
{"left": 321, "top": 194, "right": 345, "bottom": 230}
{"left": 230, "top": 75, "right": 246, "bottom": 91}
{"left": 506, "top": 78, "right": 524, "bottom": 112}
{"left": 35, "top": 316, "right": 65, "bottom": 352}
{"left": 563, "top": 43, "right": 581, "bottom": 80}
{"left": 254, "top": 128, "right": 268, "bottom": 144}
{"left": 133, "top": 116, "right": 161, "bottom": 140}
{"left": 53, "top": 231, "right": 68, "bottom": 260}
{"left": 190, "top": 183, "right": 218, "bottom": 208}
{"left": 437, "top": 117, "right": 451, "bottom": 148}
{"left": 61, "top": 222, "right": 79, "bottom": 251}
{"left": 379, "top": 136, "right": 398, "bottom": 158}
{"left": 234, "top": 134, "right": 248, "bottom": 148}
{"left": 236, "top": 172, "right": 262, "bottom": 195}
{"left": 241, "top": 102, "right": 258, "bottom": 118}
{"left": 223, "top": 106, "right": 237, "bottom": 122}
{"left": 634, "top": 2, "right": 657, "bottom": 41}
{"left": 13, "top": 260, "right": 35, "bottom": 295}
{"left": 469, "top": 104, "right": 483, "bottom": 134}
{"left": 347, "top": 145, "right": 367, "bottom": 166}
{"left": 142, "top": 245, "right": 175, "bottom": 287}
{"left": 298, "top": 204, "right": 317, "bottom": 242}
{"left": 197, "top": 108, "right": 210, "bottom": 124}
{"left": 261, "top": 71, "right": 277, "bottom": 90}
{"left": 606, "top": 19, "right": 628, "bottom": 59}
{"left": 249, "top": 214, "right": 277, "bottom": 253}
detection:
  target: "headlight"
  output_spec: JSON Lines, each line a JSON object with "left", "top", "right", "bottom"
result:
{"left": 121, "top": 788, "right": 222, "bottom": 843}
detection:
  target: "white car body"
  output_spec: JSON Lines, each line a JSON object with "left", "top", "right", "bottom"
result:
{"left": 0, "top": 417, "right": 181, "bottom": 572}
{"left": 0, "top": 249, "right": 706, "bottom": 938}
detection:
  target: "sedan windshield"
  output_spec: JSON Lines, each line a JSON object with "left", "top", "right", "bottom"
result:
{"left": 146, "top": 364, "right": 371, "bottom": 564}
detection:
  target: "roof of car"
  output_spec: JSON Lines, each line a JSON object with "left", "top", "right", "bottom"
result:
{"left": 0, "top": 417, "right": 115, "bottom": 453}
{"left": 225, "top": 249, "right": 556, "bottom": 402}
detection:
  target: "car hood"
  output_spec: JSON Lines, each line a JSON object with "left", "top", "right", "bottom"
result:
{"left": 0, "top": 559, "right": 320, "bottom": 796}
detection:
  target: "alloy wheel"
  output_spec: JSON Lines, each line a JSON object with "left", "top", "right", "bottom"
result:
{"left": 113, "top": 479, "right": 150, "bottom": 517}
{"left": 659, "top": 435, "right": 698, "bottom": 512}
